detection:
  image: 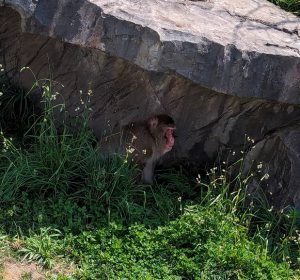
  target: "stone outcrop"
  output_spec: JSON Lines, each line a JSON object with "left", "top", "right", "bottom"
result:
{"left": 0, "top": 0, "right": 300, "bottom": 207}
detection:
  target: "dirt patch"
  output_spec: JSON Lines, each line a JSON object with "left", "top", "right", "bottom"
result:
{"left": 1, "top": 259, "right": 45, "bottom": 280}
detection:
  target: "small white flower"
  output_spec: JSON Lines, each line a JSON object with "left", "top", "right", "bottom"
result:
{"left": 130, "top": 135, "right": 137, "bottom": 143}
{"left": 257, "top": 162, "right": 263, "bottom": 169}
{"left": 126, "top": 147, "right": 135, "bottom": 154}
{"left": 260, "top": 173, "right": 270, "bottom": 181}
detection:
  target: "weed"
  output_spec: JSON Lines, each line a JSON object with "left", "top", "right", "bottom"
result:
{"left": 21, "top": 272, "right": 32, "bottom": 280}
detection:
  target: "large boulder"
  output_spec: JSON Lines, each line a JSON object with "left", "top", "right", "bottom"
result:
{"left": 1, "top": 0, "right": 300, "bottom": 207}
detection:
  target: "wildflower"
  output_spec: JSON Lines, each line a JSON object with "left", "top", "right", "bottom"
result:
{"left": 247, "top": 136, "right": 255, "bottom": 143}
{"left": 257, "top": 162, "right": 263, "bottom": 169}
{"left": 131, "top": 135, "right": 137, "bottom": 142}
{"left": 0, "top": 92, "right": 3, "bottom": 96}
{"left": 126, "top": 147, "right": 135, "bottom": 154}
{"left": 7, "top": 209, "right": 14, "bottom": 217}
{"left": 265, "top": 223, "right": 271, "bottom": 231}
{"left": 260, "top": 173, "right": 270, "bottom": 181}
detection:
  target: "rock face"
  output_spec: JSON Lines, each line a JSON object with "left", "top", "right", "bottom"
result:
{"left": 0, "top": 0, "right": 300, "bottom": 207}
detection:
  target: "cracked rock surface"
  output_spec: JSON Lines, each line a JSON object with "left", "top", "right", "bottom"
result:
{"left": 0, "top": 0, "right": 300, "bottom": 207}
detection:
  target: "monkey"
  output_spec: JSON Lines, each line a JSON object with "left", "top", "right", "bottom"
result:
{"left": 100, "top": 114, "right": 176, "bottom": 184}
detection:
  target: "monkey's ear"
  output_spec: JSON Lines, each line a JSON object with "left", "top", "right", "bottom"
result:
{"left": 147, "top": 116, "right": 158, "bottom": 132}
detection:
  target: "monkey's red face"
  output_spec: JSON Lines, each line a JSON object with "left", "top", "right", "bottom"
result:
{"left": 164, "top": 127, "right": 175, "bottom": 152}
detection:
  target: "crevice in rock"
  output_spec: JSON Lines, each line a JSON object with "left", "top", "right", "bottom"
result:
{"left": 265, "top": 43, "right": 300, "bottom": 55}
{"left": 225, "top": 9, "right": 299, "bottom": 38}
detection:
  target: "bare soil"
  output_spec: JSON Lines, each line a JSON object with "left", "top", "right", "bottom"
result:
{"left": 1, "top": 259, "right": 45, "bottom": 280}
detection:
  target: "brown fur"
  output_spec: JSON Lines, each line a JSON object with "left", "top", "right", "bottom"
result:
{"left": 100, "top": 115, "right": 175, "bottom": 183}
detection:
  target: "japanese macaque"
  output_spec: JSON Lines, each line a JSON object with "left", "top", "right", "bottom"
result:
{"left": 101, "top": 114, "right": 176, "bottom": 184}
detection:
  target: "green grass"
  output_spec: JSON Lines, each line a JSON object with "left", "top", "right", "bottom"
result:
{"left": 0, "top": 67, "right": 300, "bottom": 279}
{"left": 269, "top": 0, "right": 300, "bottom": 15}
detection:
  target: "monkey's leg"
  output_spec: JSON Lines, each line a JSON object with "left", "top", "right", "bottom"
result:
{"left": 141, "top": 158, "right": 156, "bottom": 184}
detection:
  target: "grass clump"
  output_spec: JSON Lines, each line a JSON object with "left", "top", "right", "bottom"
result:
{"left": 0, "top": 68, "right": 300, "bottom": 279}
{"left": 269, "top": 0, "right": 300, "bottom": 15}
